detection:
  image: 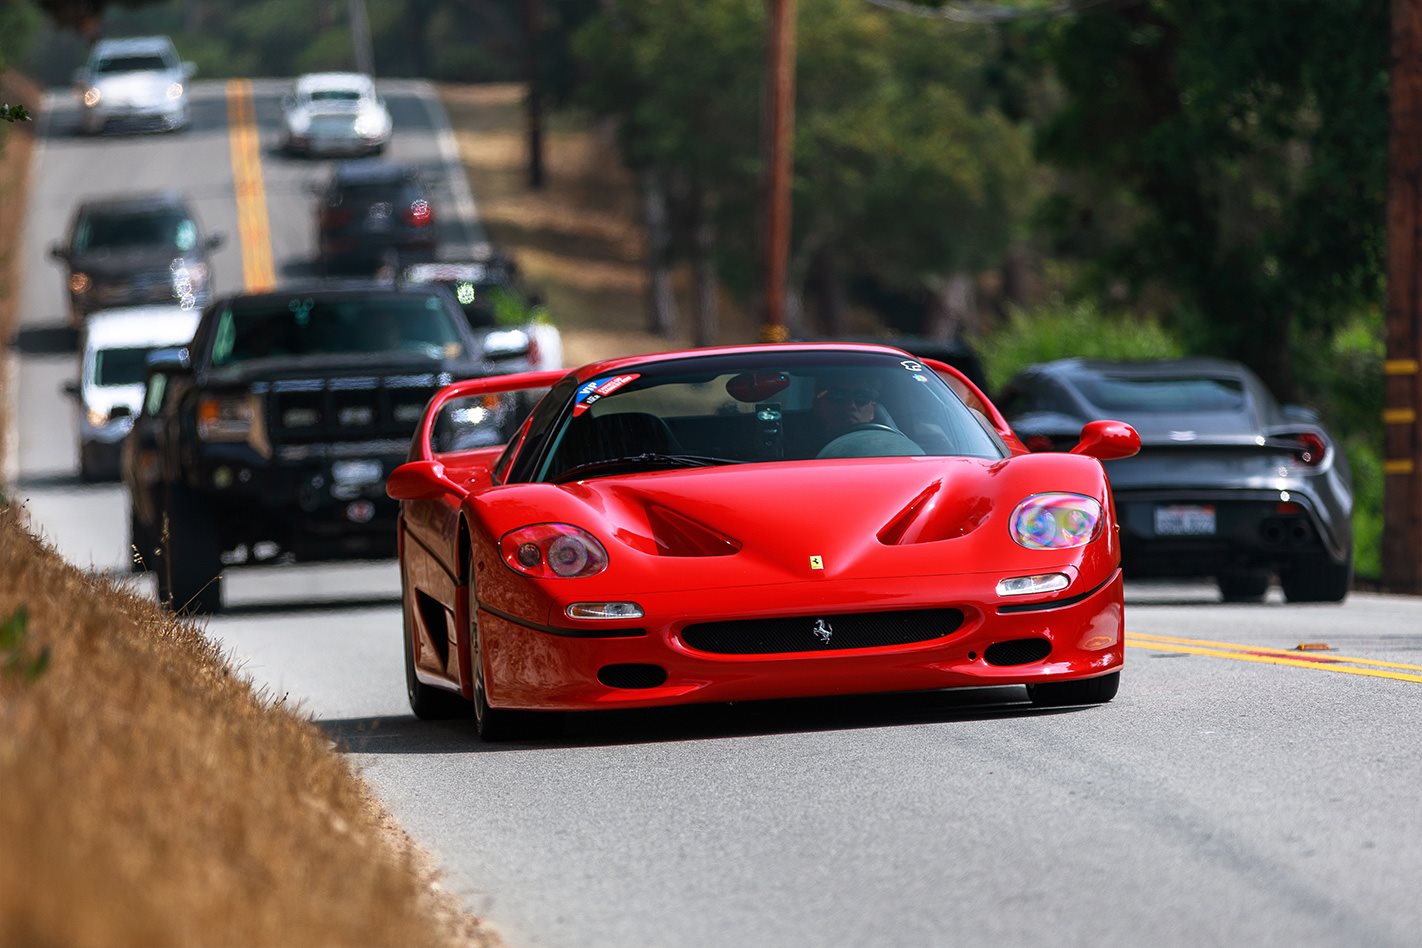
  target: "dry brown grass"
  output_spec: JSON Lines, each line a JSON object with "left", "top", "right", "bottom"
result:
{"left": 439, "top": 82, "right": 764, "bottom": 366}
{"left": 0, "top": 70, "right": 38, "bottom": 479}
{"left": 0, "top": 506, "right": 496, "bottom": 948}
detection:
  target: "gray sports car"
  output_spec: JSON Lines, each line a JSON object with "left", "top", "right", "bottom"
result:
{"left": 996, "top": 358, "right": 1352, "bottom": 602}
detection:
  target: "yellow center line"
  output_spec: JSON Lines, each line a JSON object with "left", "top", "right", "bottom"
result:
{"left": 1126, "top": 633, "right": 1422, "bottom": 684}
{"left": 225, "top": 79, "right": 275, "bottom": 291}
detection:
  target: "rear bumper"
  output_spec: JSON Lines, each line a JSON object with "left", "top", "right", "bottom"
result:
{"left": 1115, "top": 489, "right": 1349, "bottom": 575}
{"left": 474, "top": 568, "right": 1125, "bottom": 711}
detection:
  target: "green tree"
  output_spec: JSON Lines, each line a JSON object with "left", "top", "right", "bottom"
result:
{"left": 1029, "top": 0, "right": 1389, "bottom": 401}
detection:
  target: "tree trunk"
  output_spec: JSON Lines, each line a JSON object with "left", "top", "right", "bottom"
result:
{"left": 641, "top": 168, "right": 678, "bottom": 338}
{"left": 691, "top": 185, "right": 718, "bottom": 348}
{"left": 924, "top": 273, "right": 977, "bottom": 340}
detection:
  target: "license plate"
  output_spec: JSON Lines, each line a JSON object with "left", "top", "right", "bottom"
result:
{"left": 1154, "top": 504, "right": 1216, "bottom": 536}
{"left": 332, "top": 459, "right": 382, "bottom": 486}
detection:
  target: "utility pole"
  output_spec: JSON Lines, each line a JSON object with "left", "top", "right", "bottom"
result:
{"left": 1384, "top": 0, "right": 1422, "bottom": 593}
{"left": 759, "top": 0, "right": 797, "bottom": 342}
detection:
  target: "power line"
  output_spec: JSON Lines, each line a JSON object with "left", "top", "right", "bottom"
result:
{"left": 861, "top": 0, "right": 1138, "bottom": 23}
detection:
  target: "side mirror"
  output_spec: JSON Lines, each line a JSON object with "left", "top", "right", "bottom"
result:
{"left": 49, "top": 243, "right": 69, "bottom": 261}
{"left": 1070, "top": 420, "right": 1140, "bottom": 460}
{"left": 306, "top": 181, "right": 327, "bottom": 198}
{"left": 204, "top": 232, "right": 226, "bottom": 251}
{"left": 181, "top": 61, "right": 197, "bottom": 80}
{"left": 387, "top": 460, "right": 460, "bottom": 502}
{"left": 61, "top": 380, "right": 81, "bottom": 399}
{"left": 1281, "top": 403, "right": 1320, "bottom": 424}
{"left": 281, "top": 94, "right": 296, "bottom": 110}
{"left": 146, "top": 346, "right": 192, "bottom": 375}
{"left": 71, "top": 67, "right": 88, "bottom": 89}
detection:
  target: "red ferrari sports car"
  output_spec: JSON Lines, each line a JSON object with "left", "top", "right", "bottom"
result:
{"left": 388, "top": 343, "right": 1140, "bottom": 739}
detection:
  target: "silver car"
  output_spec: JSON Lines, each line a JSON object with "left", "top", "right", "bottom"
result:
{"left": 280, "top": 72, "right": 392, "bottom": 157}
{"left": 75, "top": 36, "right": 193, "bottom": 135}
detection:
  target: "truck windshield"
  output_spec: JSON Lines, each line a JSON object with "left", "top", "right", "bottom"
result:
{"left": 208, "top": 295, "right": 465, "bottom": 367}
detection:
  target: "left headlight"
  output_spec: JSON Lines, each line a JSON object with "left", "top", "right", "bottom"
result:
{"left": 500, "top": 524, "right": 609, "bottom": 578}
{"left": 86, "top": 406, "right": 110, "bottom": 428}
{"left": 83, "top": 87, "right": 101, "bottom": 107}
{"left": 166, "top": 82, "right": 184, "bottom": 101}
{"left": 1009, "top": 493, "right": 1103, "bottom": 550}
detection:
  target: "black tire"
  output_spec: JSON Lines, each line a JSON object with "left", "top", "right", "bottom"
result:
{"left": 402, "top": 570, "right": 469, "bottom": 720}
{"left": 1280, "top": 551, "right": 1353, "bottom": 604}
{"left": 473, "top": 662, "right": 531, "bottom": 742}
{"left": 164, "top": 485, "right": 224, "bottom": 614}
{"left": 1027, "top": 671, "right": 1120, "bottom": 708}
{"left": 1216, "top": 568, "right": 1271, "bottom": 603}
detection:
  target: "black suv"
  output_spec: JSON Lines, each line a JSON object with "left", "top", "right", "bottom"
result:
{"left": 50, "top": 192, "right": 223, "bottom": 324}
{"left": 129, "top": 282, "right": 519, "bottom": 613}
{"left": 315, "top": 161, "right": 438, "bottom": 274}
{"left": 399, "top": 253, "right": 544, "bottom": 370}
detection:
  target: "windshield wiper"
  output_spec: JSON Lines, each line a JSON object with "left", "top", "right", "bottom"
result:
{"left": 552, "top": 453, "right": 742, "bottom": 483}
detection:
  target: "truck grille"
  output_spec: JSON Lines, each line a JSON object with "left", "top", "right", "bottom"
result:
{"left": 258, "top": 373, "right": 443, "bottom": 454}
{"left": 681, "top": 608, "right": 964, "bottom": 655}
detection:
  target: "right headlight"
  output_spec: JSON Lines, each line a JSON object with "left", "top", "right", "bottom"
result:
{"left": 83, "top": 87, "right": 101, "bottom": 108}
{"left": 1009, "top": 493, "right": 1103, "bottom": 550}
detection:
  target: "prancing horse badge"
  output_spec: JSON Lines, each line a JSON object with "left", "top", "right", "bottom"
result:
{"left": 809, "top": 555, "right": 824, "bottom": 570}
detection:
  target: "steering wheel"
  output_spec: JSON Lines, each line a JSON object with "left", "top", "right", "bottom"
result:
{"left": 816, "top": 423, "right": 924, "bottom": 459}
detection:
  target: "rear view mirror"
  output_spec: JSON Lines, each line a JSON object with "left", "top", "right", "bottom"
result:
{"left": 204, "top": 233, "right": 226, "bottom": 251}
{"left": 726, "top": 370, "right": 790, "bottom": 403}
{"left": 387, "top": 460, "right": 460, "bottom": 501}
{"left": 1070, "top": 420, "right": 1140, "bottom": 460}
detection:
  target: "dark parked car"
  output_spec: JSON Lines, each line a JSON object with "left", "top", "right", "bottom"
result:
{"left": 127, "top": 282, "right": 520, "bottom": 613}
{"left": 49, "top": 191, "right": 223, "bottom": 324}
{"left": 997, "top": 358, "right": 1353, "bottom": 602}
{"left": 315, "top": 161, "right": 437, "bottom": 274}
{"left": 399, "top": 254, "right": 563, "bottom": 372}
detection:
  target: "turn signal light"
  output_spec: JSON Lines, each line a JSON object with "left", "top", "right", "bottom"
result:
{"left": 996, "top": 573, "right": 1070, "bottom": 597}
{"left": 566, "top": 602, "right": 643, "bottom": 620}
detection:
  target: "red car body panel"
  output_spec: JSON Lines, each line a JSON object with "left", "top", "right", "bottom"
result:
{"left": 392, "top": 344, "right": 1135, "bottom": 716}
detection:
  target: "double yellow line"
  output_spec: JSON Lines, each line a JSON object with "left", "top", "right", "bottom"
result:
{"left": 1127, "top": 632, "right": 1422, "bottom": 684}
{"left": 225, "top": 79, "right": 276, "bottom": 291}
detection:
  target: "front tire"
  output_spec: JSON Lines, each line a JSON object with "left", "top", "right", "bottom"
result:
{"left": 163, "top": 484, "right": 224, "bottom": 614}
{"left": 1027, "top": 671, "right": 1120, "bottom": 707}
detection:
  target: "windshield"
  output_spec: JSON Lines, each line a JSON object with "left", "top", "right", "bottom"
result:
{"left": 207, "top": 294, "right": 465, "bottom": 367}
{"left": 93, "top": 346, "right": 153, "bottom": 387}
{"left": 74, "top": 209, "right": 197, "bottom": 253}
{"left": 94, "top": 54, "right": 171, "bottom": 74}
{"left": 527, "top": 350, "right": 1005, "bottom": 482}
{"left": 1076, "top": 375, "right": 1247, "bottom": 414}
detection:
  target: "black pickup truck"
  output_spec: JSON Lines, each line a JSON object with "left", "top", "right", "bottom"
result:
{"left": 125, "top": 282, "right": 522, "bottom": 613}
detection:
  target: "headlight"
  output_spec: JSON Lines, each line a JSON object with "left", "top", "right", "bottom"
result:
{"left": 70, "top": 272, "right": 92, "bottom": 294}
{"left": 353, "top": 114, "right": 383, "bottom": 138}
{"left": 86, "top": 407, "right": 109, "bottom": 428}
{"left": 197, "top": 394, "right": 256, "bottom": 441}
{"left": 166, "top": 82, "right": 184, "bottom": 101}
{"left": 83, "top": 88, "right": 101, "bottom": 107}
{"left": 500, "top": 524, "right": 608, "bottom": 578}
{"left": 1009, "top": 493, "right": 1103, "bottom": 550}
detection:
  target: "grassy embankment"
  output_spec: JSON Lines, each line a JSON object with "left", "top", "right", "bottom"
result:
{"left": 0, "top": 78, "right": 495, "bottom": 947}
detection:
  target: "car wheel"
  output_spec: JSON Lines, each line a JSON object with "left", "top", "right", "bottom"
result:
{"left": 1280, "top": 551, "right": 1353, "bottom": 603}
{"left": 1027, "top": 671, "right": 1120, "bottom": 707}
{"left": 164, "top": 484, "right": 224, "bottom": 614}
{"left": 401, "top": 570, "right": 469, "bottom": 720}
{"left": 1216, "top": 568, "right": 1270, "bottom": 603}
{"left": 472, "top": 661, "right": 531, "bottom": 742}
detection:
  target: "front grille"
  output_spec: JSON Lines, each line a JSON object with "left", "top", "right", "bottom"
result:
{"left": 682, "top": 608, "right": 964, "bottom": 655}
{"left": 262, "top": 374, "right": 440, "bottom": 452}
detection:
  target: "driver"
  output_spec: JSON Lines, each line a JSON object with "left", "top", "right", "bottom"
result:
{"left": 812, "top": 375, "right": 881, "bottom": 443}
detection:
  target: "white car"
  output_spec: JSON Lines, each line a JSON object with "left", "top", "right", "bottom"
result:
{"left": 281, "top": 72, "right": 392, "bottom": 158}
{"left": 63, "top": 305, "right": 201, "bottom": 481}
{"left": 75, "top": 36, "right": 193, "bottom": 135}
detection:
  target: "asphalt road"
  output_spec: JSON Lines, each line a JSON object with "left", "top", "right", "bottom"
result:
{"left": 8, "top": 80, "right": 1422, "bottom": 948}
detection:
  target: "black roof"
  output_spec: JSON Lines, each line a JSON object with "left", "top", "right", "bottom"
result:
{"left": 74, "top": 191, "right": 193, "bottom": 215}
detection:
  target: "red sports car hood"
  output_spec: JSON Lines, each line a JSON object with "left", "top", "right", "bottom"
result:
{"left": 474, "top": 453, "right": 1116, "bottom": 593}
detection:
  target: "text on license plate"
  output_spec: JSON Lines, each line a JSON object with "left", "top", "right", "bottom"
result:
{"left": 1154, "top": 504, "right": 1216, "bottom": 536}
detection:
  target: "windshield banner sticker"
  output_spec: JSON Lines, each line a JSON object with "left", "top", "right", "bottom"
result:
{"left": 572, "top": 373, "right": 640, "bottom": 416}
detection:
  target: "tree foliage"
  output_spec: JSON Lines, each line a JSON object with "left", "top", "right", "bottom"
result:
{"left": 1027, "top": 0, "right": 1390, "bottom": 398}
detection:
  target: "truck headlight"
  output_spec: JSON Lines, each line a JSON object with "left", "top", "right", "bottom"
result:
{"left": 83, "top": 88, "right": 101, "bottom": 108}
{"left": 197, "top": 394, "right": 256, "bottom": 441}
